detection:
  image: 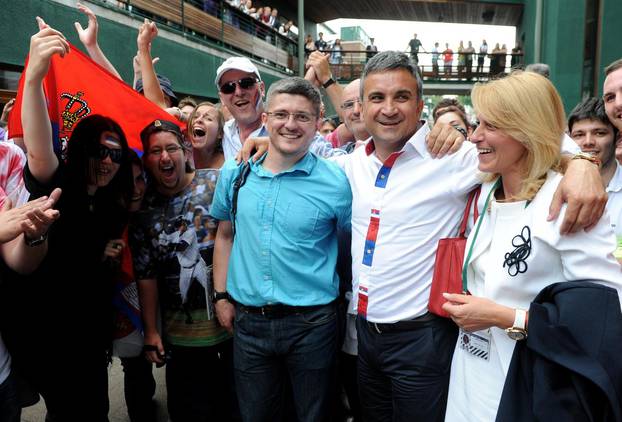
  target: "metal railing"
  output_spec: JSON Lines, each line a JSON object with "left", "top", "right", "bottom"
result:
{"left": 115, "top": 0, "right": 299, "bottom": 71}
{"left": 316, "top": 49, "right": 525, "bottom": 83}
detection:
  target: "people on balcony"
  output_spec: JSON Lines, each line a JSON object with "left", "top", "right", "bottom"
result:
{"left": 305, "top": 34, "right": 317, "bottom": 56}
{"left": 443, "top": 43, "right": 454, "bottom": 76}
{"left": 464, "top": 41, "right": 476, "bottom": 79}
{"left": 330, "top": 39, "right": 343, "bottom": 65}
{"left": 316, "top": 32, "right": 328, "bottom": 52}
{"left": 477, "top": 39, "right": 488, "bottom": 74}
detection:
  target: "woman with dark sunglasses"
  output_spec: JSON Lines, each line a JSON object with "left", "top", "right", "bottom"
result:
{"left": 4, "top": 19, "right": 134, "bottom": 421}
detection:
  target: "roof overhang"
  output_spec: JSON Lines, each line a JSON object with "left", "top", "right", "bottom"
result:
{"left": 277, "top": 0, "right": 524, "bottom": 26}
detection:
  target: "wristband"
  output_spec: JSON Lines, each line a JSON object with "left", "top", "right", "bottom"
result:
{"left": 513, "top": 308, "right": 527, "bottom": 330}
{"left": 322, "top": 77, "right": 336, "bottom": 89}
{"left": 24, "top": 232, "right": 48, "bottom": 247}
{"left": 451, "top": 124, "right": 468, "bottom": 140}
{"left": 213, "top": 290, "right": 231, "bottom": 303}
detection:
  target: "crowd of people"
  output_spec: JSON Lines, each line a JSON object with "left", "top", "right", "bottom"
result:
{"left": 304, "top": 33, "right": 344, "bottom": 66}
{"left": 114, "top": 0, "right": 299, "bottom": 51}
{"left": 412, "top": 36, "right": 523, "bottom": 79}
{"left": 220, "top": 0, "right": 298, "bottom": 44}
{"left": 306, "top": 34, "right": 523, "bottom": 82}
{"left": 0, "top": 3, "right": 621, "bottom": 422}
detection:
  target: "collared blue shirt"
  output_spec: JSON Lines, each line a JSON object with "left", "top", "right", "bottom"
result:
{"left": 210, "top": 152, "right": 352, "bottom": 306}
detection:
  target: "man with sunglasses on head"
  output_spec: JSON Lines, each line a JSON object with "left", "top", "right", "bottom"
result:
{"left": 211, "top": 77, "right": 352, "bottom": 422}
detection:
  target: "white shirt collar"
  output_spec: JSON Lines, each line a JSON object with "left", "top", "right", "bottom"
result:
{"left": 365, "top": 122, "right": 430, "bottom": 159}
{"left": 607, "top": 162, "right": 622, "bottom": 193}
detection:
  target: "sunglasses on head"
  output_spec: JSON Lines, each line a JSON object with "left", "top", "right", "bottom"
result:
{"left": 219, "top": 77, "right": 258, "bottom": 94}
{"left": 92, "top": 144, "right": 123, "bottom": 164}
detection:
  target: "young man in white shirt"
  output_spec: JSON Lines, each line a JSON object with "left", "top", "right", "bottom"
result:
{"left": 569, "top": 96, "right": 622, "bottom": 260}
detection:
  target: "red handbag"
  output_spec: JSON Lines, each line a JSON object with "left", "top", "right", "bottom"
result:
{"left": 428, "top": 187, "right": 481, "bottom": 318}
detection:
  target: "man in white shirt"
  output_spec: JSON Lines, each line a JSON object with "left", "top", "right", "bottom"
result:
{"left": 216, "top": 57, "right": 267, "bottom": 160}
{"left": 334, "top": 50, "right": 607, "bottom": 421}
{"left": 569, "top": 96, "right": 622, "bottom": 260}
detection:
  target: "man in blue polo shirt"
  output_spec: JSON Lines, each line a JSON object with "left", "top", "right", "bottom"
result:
{"left": 211, "top": 76, "right": 352, "bottom": 422}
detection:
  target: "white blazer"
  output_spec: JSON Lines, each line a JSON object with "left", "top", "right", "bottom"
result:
{"left": 465, "top": 171, "right": 622, "bottom": 374}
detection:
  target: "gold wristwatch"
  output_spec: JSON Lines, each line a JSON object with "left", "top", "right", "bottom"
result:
{"left": 571, "top": 151, "right": 601, "bottom": 167}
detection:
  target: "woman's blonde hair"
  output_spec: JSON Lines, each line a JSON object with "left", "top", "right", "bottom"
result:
{"left": 472, "top": 71, "right": 565, "bottom": 201}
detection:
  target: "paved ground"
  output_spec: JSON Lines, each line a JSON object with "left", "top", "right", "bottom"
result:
{"left": 20, "top": 358, "right": 169, "bottom": 422}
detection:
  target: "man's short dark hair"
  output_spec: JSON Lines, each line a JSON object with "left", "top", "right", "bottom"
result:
{"left": 568, "top": 97, "right": 617, "bottom": 139}
{"left": 266, "top": 77, "right": 322, "bottom": 117}
{"left": 360, "top": 51, "right": 423, "bottom": 101}
{"left": 432, "top": 98, "right": 466, "bottom": 119}
{"left": 605, "top": 58, "right": 622, "bottom": 77}
{"left": 434, "top": 106, "right": 469, "bottom": 130}
{"left": 178, "top": 97, "right": 197, "bottom": 109}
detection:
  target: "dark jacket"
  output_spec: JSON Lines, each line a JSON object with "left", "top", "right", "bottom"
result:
{"left": 496, "top": 281, "right": 622, "bottom": 422}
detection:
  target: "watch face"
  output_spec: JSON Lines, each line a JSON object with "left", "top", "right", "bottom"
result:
{"left": 507, "top": 329, "right": 526, "bottom": 341}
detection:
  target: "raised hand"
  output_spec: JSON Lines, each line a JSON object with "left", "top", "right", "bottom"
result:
{"left": 26, "top": 17, "right": 70, "bottom": 84}
{"left": 137, "top": 18, "right": 158, "bottom": 51}
{"left": 74, "top": 2, "right": 99, "bottom": 49}
{"left": 304, "top": 66, "right": 321, "bottom": 88}
{"left": 0, "top": 98, "right": 15, "bottom": 123}
{"left": 306, "top": 51, "right": 332, "bottom": 85}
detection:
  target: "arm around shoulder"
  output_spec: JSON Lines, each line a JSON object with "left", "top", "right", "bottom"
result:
{"left": 549, "top": 158, "right": 606, "bottom": 234}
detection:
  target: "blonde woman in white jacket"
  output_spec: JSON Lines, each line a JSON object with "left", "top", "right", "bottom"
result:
{"left": 442, "top": 71, "right": 622, "bottom": 422}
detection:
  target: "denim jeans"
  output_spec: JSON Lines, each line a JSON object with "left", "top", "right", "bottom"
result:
{"left": 233, "top": 302, "right": 338, "bottom": 422}
{"left": 356, "top": 315, "right": 458, "bottom": 422}
{"left": 0, "top": 370, "right": 21, "bottom": 422}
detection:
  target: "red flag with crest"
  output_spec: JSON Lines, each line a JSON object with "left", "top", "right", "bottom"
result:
{"left": 8, "top": 42, "right": 182, "bottom": 156}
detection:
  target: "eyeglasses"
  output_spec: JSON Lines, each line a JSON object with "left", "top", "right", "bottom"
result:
{"left": 266, "top": 111, "right": 316, "bottom": 123}
{"left": 340, "top": 99, "right": 360, "bottom": 110}
{"left": 147, "top": 145, "right": 184, "bottom": 156}
{"left": 92, "top": 144, "right": 123, "bottom": 164}
{"left": 219, "top": 77, "right": 258, "bottom": 94}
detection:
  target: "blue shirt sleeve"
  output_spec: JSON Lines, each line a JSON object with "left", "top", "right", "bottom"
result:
{"left": 325, "top": 160, "right": 352, "bottom": 232}
{"left": 336, "top": 174, "right": 352, "bottom": 232}
{"left": 209, "top": 159, "right": 238, "bottom": 221}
